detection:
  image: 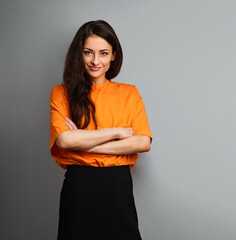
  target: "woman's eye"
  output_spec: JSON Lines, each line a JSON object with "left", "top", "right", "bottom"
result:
{"left": 84, "top": 51, "right": 92, "bottom": 55}
{"left": 100, "top": 52, "right": 108, "bottom": 56}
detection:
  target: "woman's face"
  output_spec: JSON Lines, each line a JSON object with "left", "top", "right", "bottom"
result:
{"left": 83, "top": 35, "right": 115, "bottom": 84}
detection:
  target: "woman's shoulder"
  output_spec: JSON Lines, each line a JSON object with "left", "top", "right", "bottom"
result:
{"left": 51, "top": 83, "right": 66, "bottom": 92}
{"left": 50, "top": 84, "right": 67, "bottom": 100}
{"left": 110, "top": 82, "right": 141, "bottom": 100}
{"left": 110, "top": 81, "right": 138, "bottom": 93}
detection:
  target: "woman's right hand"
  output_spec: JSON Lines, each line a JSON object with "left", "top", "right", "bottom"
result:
{"left": 116, "top": 127, "right": 133, "bottom": 140}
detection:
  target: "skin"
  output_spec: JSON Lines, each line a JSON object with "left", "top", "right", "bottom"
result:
{"left": 56, "top": 35, "right": 151, "bottom": 154}
{"left": 83, "top": 35, "right": 115, "bottom": 85}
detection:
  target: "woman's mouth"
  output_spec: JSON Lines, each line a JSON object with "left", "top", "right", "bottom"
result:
{"left": 89, "top": 66, "right": 101, "bottom": 71}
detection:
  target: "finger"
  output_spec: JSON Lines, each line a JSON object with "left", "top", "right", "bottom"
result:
{"left": 130, "top": 128, "right": 134, "bottom": 135}
{"left": 126, "top": 127, "right": 133, "bottom": 135}
{"left": 65, "top": 118, "right": 75, "bottom": 129}
{"left": 65, "top": 120, "right": 74, "bottom": 129}
{"left": 65, "top": 117, "right": 78, "bottom": 129}
{"left": 65, "top": 117, "right": 76, "bottom": 127}
{"left": 69, "top": 119, "right": 78, "bottom": 129}
{"left": 65, "top": 120, "right": 75, "bottom": 129}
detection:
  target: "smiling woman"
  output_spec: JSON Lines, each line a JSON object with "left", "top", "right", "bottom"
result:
{"left": 49, "top": 20, "right": 152, "bottom": 240}
{"left": 83, "top": 35, "right": 115, "bottom": 84}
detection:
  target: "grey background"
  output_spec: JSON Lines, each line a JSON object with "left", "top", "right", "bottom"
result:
{"left": 1, "top": 0, "right": 236, "bottom": 239}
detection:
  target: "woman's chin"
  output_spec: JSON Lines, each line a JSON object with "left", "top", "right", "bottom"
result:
{"left": 89, "top": 73, "right": 106, "bottom": 82}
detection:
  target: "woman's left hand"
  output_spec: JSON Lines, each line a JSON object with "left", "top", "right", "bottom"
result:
{"left": 65, "top": 117, "right": 78, "bottom": 130}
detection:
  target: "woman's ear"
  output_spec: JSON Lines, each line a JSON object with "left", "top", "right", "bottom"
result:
{"left": 111, "top": 51, "right": 116, "bottom": 61}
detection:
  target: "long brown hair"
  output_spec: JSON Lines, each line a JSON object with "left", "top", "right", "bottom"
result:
{"left": 63, "top": 20, "right": 123, "bottom": 129}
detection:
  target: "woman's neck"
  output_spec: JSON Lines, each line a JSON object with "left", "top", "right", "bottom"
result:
{"left": 93, "top": 77, "right": 107, "bottom": 85}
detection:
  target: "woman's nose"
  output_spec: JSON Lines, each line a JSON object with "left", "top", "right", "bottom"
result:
{"left": 92, "top": 54, "right": 99, "bottom": 65}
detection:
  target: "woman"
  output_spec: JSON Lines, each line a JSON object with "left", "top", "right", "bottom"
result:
{"left": 50, "top": 20, "right": 152, "bottom": 240}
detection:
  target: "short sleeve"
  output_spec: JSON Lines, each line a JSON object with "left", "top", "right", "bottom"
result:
{"left": 131, "top": 87, "right": 152, "bottom": 142}
{"left": 49, "top": 85, "right": 70, "bottom": 159}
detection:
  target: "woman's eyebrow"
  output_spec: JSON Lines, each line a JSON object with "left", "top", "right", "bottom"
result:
{"left": 99, "top": 49, "right": 110, "bottom": 52}
{"left": 84, "top": 48, "right": 93, "bottom": 51}
{"left": 84, "top": 48, "right": 110, "bottom": 52}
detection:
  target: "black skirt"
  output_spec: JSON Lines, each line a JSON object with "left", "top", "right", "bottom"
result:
{"left": 57, "top": 165, "right": 142, "bottom": 240}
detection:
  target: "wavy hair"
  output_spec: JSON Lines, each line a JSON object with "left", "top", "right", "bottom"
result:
{"left": 63, "top": 20, "right": 123, "bottom": 129}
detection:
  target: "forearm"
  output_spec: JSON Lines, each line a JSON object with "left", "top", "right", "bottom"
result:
{"left": 56, "top": 128, "right": 120, "bottom": 150}
{"left": 87, "top": 135, "right": 151, "bottom": 155}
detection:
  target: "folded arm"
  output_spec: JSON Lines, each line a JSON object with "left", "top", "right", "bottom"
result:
{"left": 86, "top": 135, "right": 151, "bottom": 155}
{"left": 56, "top": 117, "right": 151, "bottom": 155}
{"left": 56, "top": 117, "right": 133, "bottom": 150}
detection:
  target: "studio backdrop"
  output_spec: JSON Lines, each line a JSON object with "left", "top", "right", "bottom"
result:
{"left": 1, "top": 0, "right": 236, "bottom": 239}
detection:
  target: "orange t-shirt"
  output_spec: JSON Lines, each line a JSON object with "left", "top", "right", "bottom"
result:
{"left": 50, "top": 80, "right": 152, "bottom": 169}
